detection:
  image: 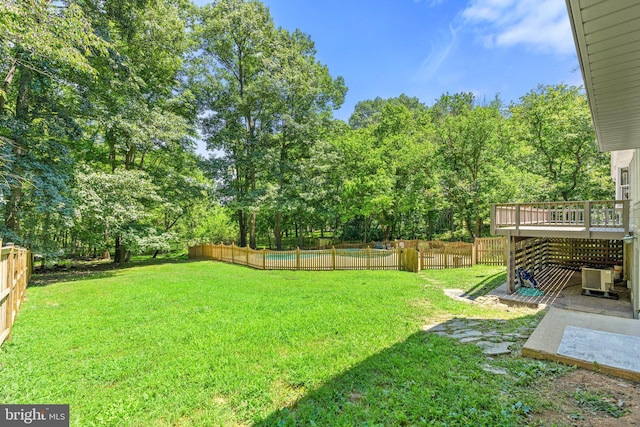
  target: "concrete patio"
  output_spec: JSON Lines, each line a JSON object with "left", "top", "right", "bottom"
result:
{"left": 486, "top": 266, "right": 639, "bottom": 380}
{"left": 522, "top": 307, "right": 640, "bottom": 382}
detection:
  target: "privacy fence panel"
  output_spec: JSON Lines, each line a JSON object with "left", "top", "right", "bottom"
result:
{"left": 419, "top": 241, "right": 474, "bottom": 270}
{"left": 0, "top": 243, "right": 32, "bottom": 348}
{"left": 475, "top": 237, "right": 507, "bottom": 265}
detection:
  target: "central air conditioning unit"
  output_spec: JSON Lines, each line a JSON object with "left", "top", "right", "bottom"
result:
{"left": 581, "top": 267, "right": 614, "bottom": 293}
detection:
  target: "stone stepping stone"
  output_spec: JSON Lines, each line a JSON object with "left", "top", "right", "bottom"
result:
{"left": 459, "top": 336, "right": 482, "bottom": 343}
{"left": 446, "top": 320, "right": 469, "bottom": 329}
{"left": 450, "top": 329, "right": 483, "bottom": 339}
{"left": 476, "top": 341, "right": 513, "bottom": 355}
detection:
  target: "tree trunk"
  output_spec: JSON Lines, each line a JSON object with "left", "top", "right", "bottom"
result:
{"left": 114, "top": 236, "right": 122, "bottom": 263}
{"left": 464, "top": 216, "right": 475, "bottom": 241}
{"left": 298, "top": 222, "right": 304, "bottom": 248}
{"left": 427, "top": 211, "right": 434, "bottom": 241}
{"left": 364, "top": 216, "right": 368, "bottom": 243}
{"left": 4, "top": 66, "right": 32, "bottom": 236}
{"left": 249, "top": 211, "right": 256, "bottom": 249}
{"left": 238, "top": 210, "right": 247, "bottom": 247}
{"left": 0, "top": 57, "right": 17, "bottom": 115}
{"left": 274, "top": 211, "right": 283, "bottom": 250}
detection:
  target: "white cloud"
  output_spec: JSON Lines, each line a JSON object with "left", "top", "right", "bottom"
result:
{"left": 414, "top": 24, "right": 459, "bottom": 82}
{"left": 462, "top": 0, "right": 574, "bottom": 55}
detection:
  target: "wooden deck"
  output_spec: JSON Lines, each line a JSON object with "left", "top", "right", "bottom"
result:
{"left": 491, "top": 200, "right": 629, "bottom": 239}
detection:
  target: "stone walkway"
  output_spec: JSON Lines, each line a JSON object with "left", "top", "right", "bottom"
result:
{"left": 423, "top": 316, "right": 540, "bottom": 358}
{"left": 421, "top": 287, "right": 543, "bottom": 376}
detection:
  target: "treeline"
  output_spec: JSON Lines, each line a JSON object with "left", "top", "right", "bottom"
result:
{"left": 0, "top": 0, "right": 612, "bottom": 262}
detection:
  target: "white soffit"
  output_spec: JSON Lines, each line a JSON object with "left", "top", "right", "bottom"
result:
{"left": 566, "top": 0, "right": 640, "bottom": 152}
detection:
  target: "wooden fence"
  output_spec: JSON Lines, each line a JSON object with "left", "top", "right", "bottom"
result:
{"left": 189, "top": 237, "right": 506, "bottom": 272}
{"left": 190, "top": 244, "right": 410, "bottom": 271}
{"left": 475, "top": 237, "right": 507, "bottom": 265}
{"left": 420, "top": 241, "right": 474, "bottom": 269}
{"left": 0, "top": 243, "right": 32, "bottom": 348}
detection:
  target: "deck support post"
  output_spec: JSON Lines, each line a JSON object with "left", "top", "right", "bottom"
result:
{"left": 507, "top": 236, "right": 516, "bottom": 294}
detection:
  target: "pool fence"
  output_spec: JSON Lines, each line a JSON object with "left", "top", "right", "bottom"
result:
{"left": 188, "top": 237, "right": 506, "bottom": 272}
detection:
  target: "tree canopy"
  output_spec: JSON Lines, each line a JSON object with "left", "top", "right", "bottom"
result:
{"left": 0, "top": 0, "right": 613, "bottom": 261}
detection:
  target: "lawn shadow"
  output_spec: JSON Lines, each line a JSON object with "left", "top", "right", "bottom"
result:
{"left": 29, "top": 254, "right": 195, "bottom": 287}
{"left": 463, "top": 271, "right": 507, "bottom": 300}
{"left": 29, "top": 269, "right": 118, "bottom": 287}
{"left": 254, "top": 314, "right": 545, "bottom": 426}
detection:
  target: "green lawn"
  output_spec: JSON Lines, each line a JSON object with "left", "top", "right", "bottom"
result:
{"left": 0, "top": 260, "right": 563, "bottom": 426}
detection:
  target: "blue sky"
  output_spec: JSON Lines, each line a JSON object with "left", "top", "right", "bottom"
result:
{"left": 192, "top": 0, "right": 581, "bottom": 121}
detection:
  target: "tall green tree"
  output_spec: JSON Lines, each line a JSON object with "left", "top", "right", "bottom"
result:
{"left": 196, "top": 0, "right": 277, "bottom": 248}
{"left": 196, "top": 0, "right": 345, "bottom": 249}
{"left": 265, "top": 29, "right": 346, "bottom": 249}
{"left": 0, "top": 0, "right": 107, "bottom": 241}
{"left": 433, "top": 93, "right": 504, "bottom": 239}
{"left": 509, "top": 84, "right": 612, "bottom": 201}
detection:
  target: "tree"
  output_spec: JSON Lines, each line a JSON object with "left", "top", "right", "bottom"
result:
{"left": 74, "top": 169, "right": 161, "bottom": 261}
{"left": 265, "top": 29, "right": 346, "bottom": 249}
{"left": 433, "top": 93, "right": 504, "bottom": 239}
{"left": 509, "top": 85, "right": 613, "bottom": 201}
{"left": 195, "top": 0, "right": 278, "bottom": 248}
{"left": 196, "top": 0, "right": 345, "bottom": 249}
{"left": 0, "top": 0, "right": 108, "bottom": 241}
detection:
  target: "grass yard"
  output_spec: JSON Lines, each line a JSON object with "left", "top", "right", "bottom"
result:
{"left": 0, "top": 259, "right": 565, "bottom": 426}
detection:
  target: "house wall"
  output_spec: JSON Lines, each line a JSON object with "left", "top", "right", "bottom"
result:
{"left": 626, "top": 149, "right": 640, "bottom": 319}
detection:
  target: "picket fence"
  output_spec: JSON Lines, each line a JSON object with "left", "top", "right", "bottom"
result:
{"left": 0, "top": 243, "right": 32, "bottom": 348}
{"left": 189, "top": 237, "right": 506, "bottom": 272}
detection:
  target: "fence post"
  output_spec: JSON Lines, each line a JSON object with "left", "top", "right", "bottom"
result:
{"left": 444, "top": 245, "right": 449, "bottom": 269}
{"left": 366, "top": 246, "right": 371, "bottom": 270}
{"left": 332, "top": 246, "right": 336, "bottom": 270}
{"left": 472, "top": 239, "right": 477, "bottom": 266}
{"left": 231, "top": 243, "right": 235, "bottom": 264}
{"left": 246, "top": 246, "right": 250, "bottom": 266}
{"left": 296, "top": 247, "right": 301, "bottom": 270}
{"left": 6, "top": 244, "right": 14, "bottom": 342}
{"left": 262, "top": 248, "right": 266, "bottom": 270}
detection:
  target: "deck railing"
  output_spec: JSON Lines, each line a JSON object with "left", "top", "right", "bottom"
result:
{"left": 491, "top": 200, "right": 629, "bottom": 235}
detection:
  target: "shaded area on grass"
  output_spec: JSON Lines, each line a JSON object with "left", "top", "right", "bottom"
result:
{"left": 464, "top": 271, "right": 507, "bottom": 300}
{"left": 255, "top": 314, "right": 564, "bottom": 427}
{"left": 29, "top": 254, "right": 192, "bottom": 287}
